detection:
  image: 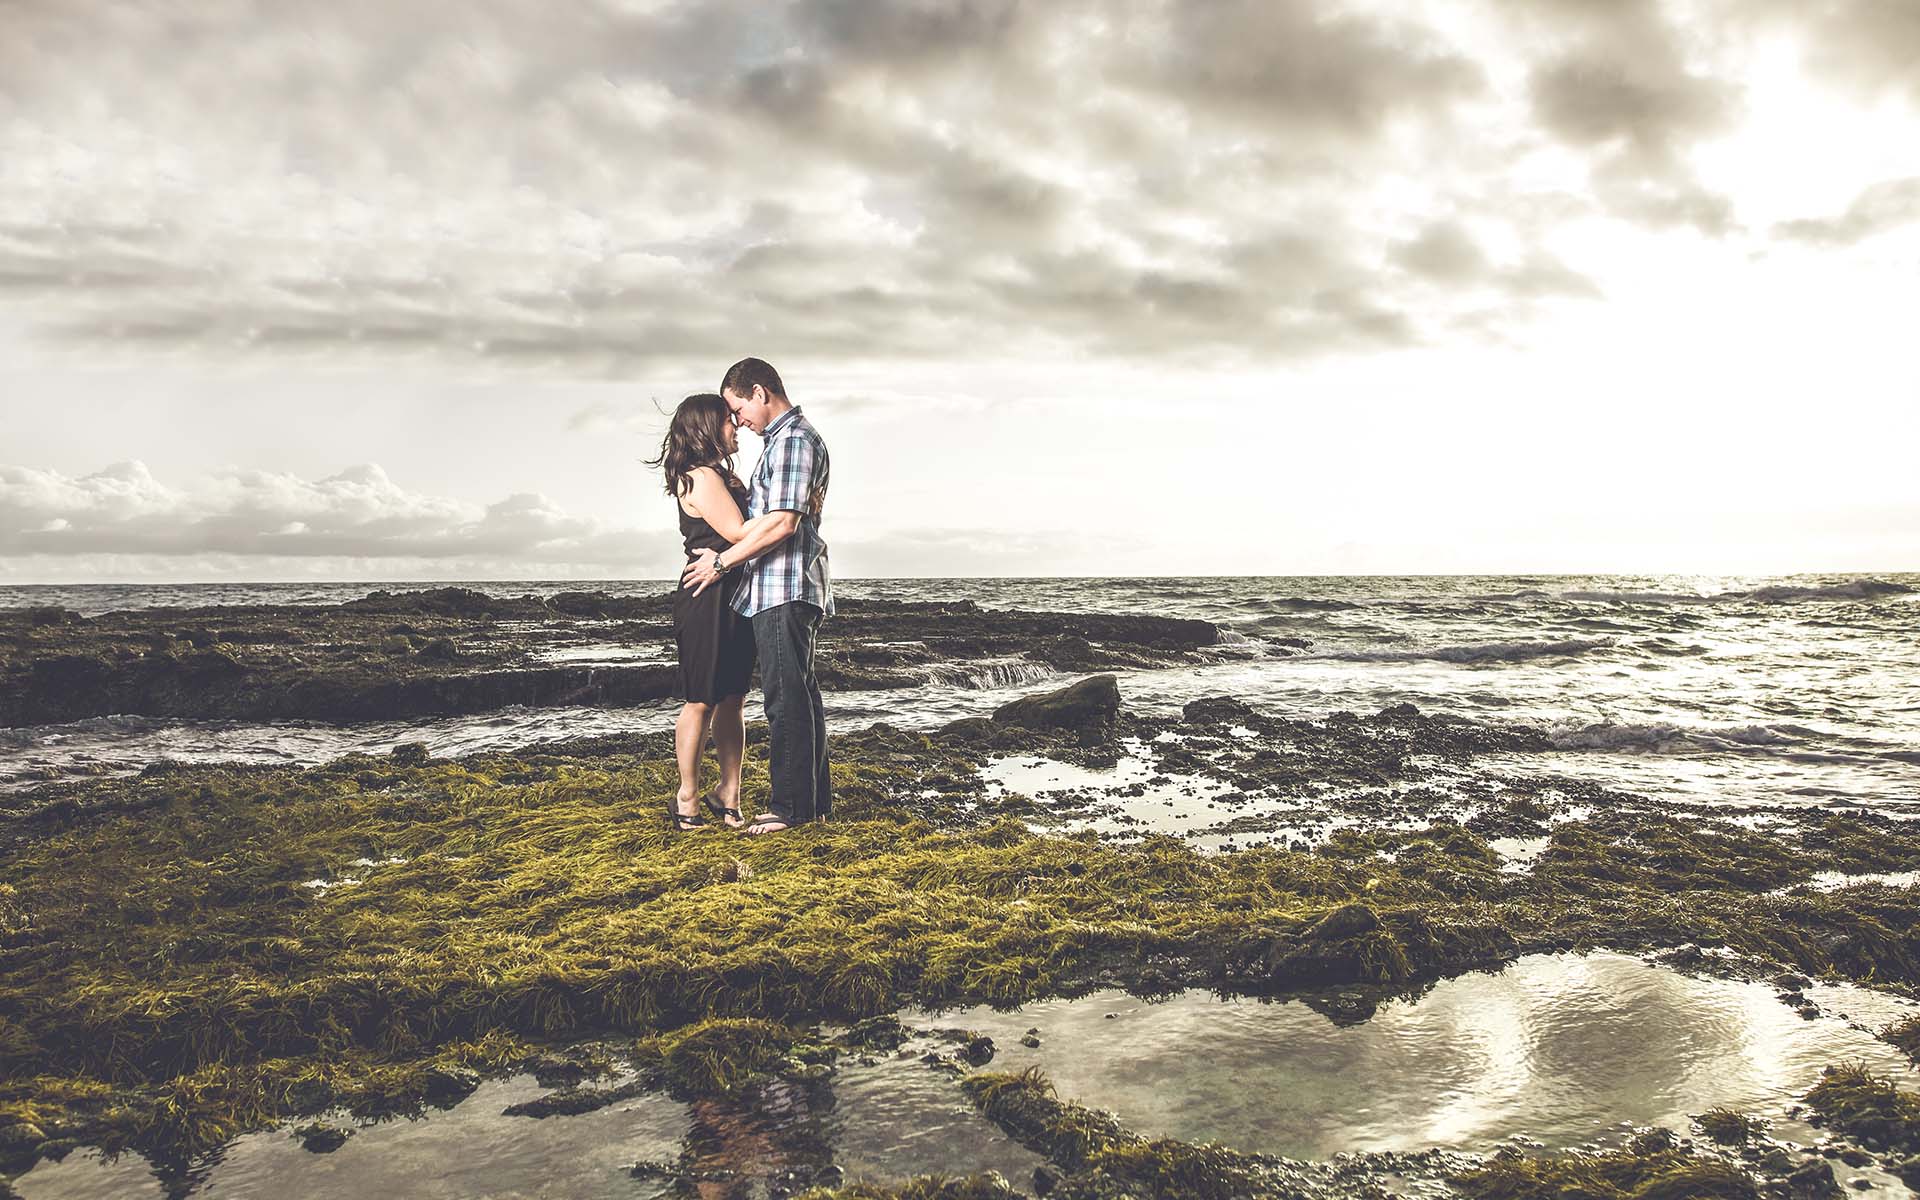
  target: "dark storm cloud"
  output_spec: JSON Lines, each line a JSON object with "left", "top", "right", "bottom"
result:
{"left": 1775, "top": 178, "right": 1920, "bottom": 246}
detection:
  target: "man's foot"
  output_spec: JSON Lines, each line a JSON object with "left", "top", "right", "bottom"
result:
{"left": 744, "top": 813, "right": 795, "bottom": 835}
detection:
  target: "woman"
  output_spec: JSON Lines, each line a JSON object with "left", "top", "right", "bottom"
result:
{"left": 648, "top": 393, "right": 768, "bottom": 831}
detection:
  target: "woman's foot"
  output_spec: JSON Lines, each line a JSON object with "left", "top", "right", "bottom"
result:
{"left": 669, "top": 793, "right": 708, "bottom": 832}
{"left": 701, "top": 790, "right": 746, "bottom": 828}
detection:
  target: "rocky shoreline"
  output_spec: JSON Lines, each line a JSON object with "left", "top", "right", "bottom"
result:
{"left": 0, "top": 590, "right": 1220, "bottom": 727}
{"left": 3, "top": 594, "right": 1920, "bottom": 1198}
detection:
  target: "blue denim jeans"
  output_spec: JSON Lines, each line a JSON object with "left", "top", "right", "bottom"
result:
{"left": 752, "top": 601, "right": 830, "bottom": 823}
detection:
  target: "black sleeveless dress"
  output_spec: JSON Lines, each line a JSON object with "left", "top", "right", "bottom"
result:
{"left": 672, "top": 474, "right": 756, "bottom": 703}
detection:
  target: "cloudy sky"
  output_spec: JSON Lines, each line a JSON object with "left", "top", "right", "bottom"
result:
{"left": 2, "top": 0, "right": 1917, "bottom": 582}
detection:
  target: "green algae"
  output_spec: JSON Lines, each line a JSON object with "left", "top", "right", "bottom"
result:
{"left": 1691, "top": 1108, "right": 1763, "bottom": 1146}
{"left": 958, "top": 1067, "right": 1293, "bottom": 1199}
{"left": 1880, "top": 1014, "right": 1920, "bottom": 1065}
{"left": 1804, "top": 1063, "right": 1920, "bottom": 1154}
{"left": 7, "top": 699, "right": 1920, "bottom": 1172}
{"left": 1450, "top": 1148, "right": 1758, "bottom": 1199}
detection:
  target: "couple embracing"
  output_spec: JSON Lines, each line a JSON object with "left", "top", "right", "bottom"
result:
{"left": 650, "top": 357, "right": 832, "bottom": 837}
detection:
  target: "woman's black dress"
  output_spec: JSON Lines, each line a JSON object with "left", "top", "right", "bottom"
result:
{"left": 672, "top": 475, "right": 756, "bottom": 703}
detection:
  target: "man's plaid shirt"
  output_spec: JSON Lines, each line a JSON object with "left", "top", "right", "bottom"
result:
{"left": 732, "top": 406, "right": 833, "bottom": 619}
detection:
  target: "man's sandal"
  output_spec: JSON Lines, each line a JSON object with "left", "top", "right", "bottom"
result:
{"left": 745, "top": 814, "right": 793, "bottom": 835}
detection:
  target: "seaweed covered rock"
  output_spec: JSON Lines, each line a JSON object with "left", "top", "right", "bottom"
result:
{"left": 1451, "top": 1146, "right": 1760, "bottom": 1198}
{"left": 1804, "top": 1064, "right": 1920, "bottom": 1154}
{"left": 992, "top": 675, "right": 1121, "bottom": 732}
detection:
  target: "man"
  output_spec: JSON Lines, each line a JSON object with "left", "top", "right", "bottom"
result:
{"left": 682, "top": 357, "right": 832, "bottom": 835}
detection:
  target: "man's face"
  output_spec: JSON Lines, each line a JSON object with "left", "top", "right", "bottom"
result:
{"left": 723, "top": 385, "right": 773, "bottom": 434}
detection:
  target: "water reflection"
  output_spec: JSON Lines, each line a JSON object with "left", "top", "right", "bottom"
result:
{"left": 926, "top": 952, "right": 1919, "bottom": 1160}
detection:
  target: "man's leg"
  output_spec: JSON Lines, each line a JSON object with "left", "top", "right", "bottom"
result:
{"left": 752, "top": 602, "right": 822, "bottom": 824}
{"left": 808, "top": 648, "right": 830, "bottom": 819}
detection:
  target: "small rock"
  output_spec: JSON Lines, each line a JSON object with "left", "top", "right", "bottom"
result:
{"left": 292, "top": 1123, "right": 352, "bottom": 1153}
{"left": 960, "top": 1036, "right": 996, "bottom": 1067}
{"left": 1837, "top": 1148, "right": 1871, "bottom": 1168}
{"left": 1786, "top": 1158, "right": 1842, "bottom": 1198}
{"left": 1033, "top": 1163, "right": 1065, "bottom": 1196}
{"left": 390, "top": 742, "right": 431, "bottom": 766}
{"left": 1020, "top": 1034, "right": 1041, "bottom": 1048}
{"left": 422, "top": 1065, "right": 481, "bottom": 1103}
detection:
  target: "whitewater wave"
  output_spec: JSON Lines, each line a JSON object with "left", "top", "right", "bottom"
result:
{"left": 1554, "top": 578, "right": 1912, "bottom": 606}
{"left": 1261, "top": 597, "right": 1361, "bottom": 612}
{"left": 1549, "top": 721, "right": 1820, "bottom": 754}
{"left": 928, "top": 660, "right": 1056, "bottom": 691}
{"left": 1730, "top": 579, "right": 1915, "bottom": 603}
{"left": 1319, "top": 638, "right": 1613, "bottom": 665}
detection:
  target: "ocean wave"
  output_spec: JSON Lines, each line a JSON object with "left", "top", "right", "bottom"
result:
{"left": 1320, "top": 638, "right": 1613, "bottom": 665}
{"left": 1728, "top": 578, "right": 1915, "bottom": 603}
{"left": 928, "top": 660, "right": 1056, "bottom": 691}
{"left": 1549, "top": 721, "right": 1816, "bottom": 754}
{"left": 1260, "top": 597, "right": 1362, "bottom": 611}
{"left": 1558, "top": 589, "right": 1711, "bottom": 605}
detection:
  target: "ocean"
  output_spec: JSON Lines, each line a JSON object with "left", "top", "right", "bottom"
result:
{"left": 3, "top": 573, "right": 1917, "bottom": 811}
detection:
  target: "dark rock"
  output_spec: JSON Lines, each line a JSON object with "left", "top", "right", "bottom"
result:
{"left": 389, "top": 742, "right": 431, "bottom": 766}
{"left": 415, "top": 637, "right": 460, "bottom": 663}
{"left": 503, "top": 1083, "right": 641, "bottom": 1118}
{"left": 1893, "top": 1155, "right": 1920, "bottom": 1188}
{"left": 422, "top": 1065, "right": 481, "bottom": 1104}
{"left": 992, "top": 675, "right": 1120, "bottom": 732}
{"left": 1787, "top": 1159, "right": 1842, "bottom": 1198}
{"left": 1033, "top": 1164, "right": 1065, "bottom": 1197}
{"left": 1308, "top": 903, "right": 1381, "bottom": 941}
{"left": 284, "top": 1076, "right": 336, "bottom": 1112}
{"left": 813, "top": 1165, "right": 846, "bottom": 1187}
{"left": 842, "top": 1015, "right": 909, "bottom": 1051}
{"left": 1628, "top": 1127, "right": 1677, "bottom": 1155}
{"left": 1020, "top": 1034, "right": 1041, "bottom": 1048}
{"left": 960, "top": 1035, "right": 996, "bottom": 1066}
{"left": 1182, "top": 696, "right": 1256, "bottom": 726}
{"left": 293, "top": 1123, "right": 352, "bottom": 1153}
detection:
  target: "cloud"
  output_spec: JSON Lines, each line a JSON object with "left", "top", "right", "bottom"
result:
{"left": 1791, "top": 0, "right": 1920, "bottom": 105}
{"left": 0, "top": 461, "right": 666, "bottom": 565}
{"left": 1775, "top": 177, "right": 1920, "bottom": 246}
{"left": 0, "top": 0, "right": 1625, "bottom": 374}
{"left": 1508, "top": 0, "right": 1741, "bottom": 234}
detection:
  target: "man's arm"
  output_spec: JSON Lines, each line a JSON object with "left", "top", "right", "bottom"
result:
{"left": 683, "top": 430, "right": 821, "bottom": 594}
{"left": 682, "top": 511, "right": 799, "bottom": 594}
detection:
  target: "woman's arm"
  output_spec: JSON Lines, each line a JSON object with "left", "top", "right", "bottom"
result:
{"left": 684, "top": 467, "right": 767, "bottom": 545}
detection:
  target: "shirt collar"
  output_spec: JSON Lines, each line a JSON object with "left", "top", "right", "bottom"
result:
{"left": 761, "top": 405, "right": 802, "bottom": 439}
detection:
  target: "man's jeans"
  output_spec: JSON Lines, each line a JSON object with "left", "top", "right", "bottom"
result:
{"left": 752, "top": 601, "right": 830, "bottom": 823}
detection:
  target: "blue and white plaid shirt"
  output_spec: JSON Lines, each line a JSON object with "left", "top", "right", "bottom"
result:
{"left": 731, "top": 406, "right": 833, "bottom": 619}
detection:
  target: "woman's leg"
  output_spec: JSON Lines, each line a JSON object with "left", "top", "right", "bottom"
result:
{"left": 673, "top": 701, "right": 715, "bottom": 817}
{"left": 712, "top": 693, "right": 747, "bottom": 826}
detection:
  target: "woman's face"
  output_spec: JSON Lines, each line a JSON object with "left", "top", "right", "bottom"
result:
{"left": 719, "top": 417, "right": 738, "bottom": 455}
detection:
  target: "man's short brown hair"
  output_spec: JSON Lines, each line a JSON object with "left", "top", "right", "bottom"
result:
{"left": 720, "top": 357, "right": 786, "bottom": 402}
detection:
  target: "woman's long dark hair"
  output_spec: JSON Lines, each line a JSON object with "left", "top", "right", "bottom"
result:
{"left": 647, "top": 393, "right": 738, "bottom": 498}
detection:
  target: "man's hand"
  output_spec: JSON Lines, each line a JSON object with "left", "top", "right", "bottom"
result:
{"left": 682, "top": 548, "right": 721, "bottom": 597}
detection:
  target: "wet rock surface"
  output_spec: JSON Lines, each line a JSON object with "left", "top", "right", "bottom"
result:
{"left": 0, "top": 591, "right": 1219, "bottom": 726}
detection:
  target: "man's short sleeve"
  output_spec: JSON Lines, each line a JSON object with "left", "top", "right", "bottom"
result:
{"left": 762, "top": 431, "right": 821, "bottom": 515}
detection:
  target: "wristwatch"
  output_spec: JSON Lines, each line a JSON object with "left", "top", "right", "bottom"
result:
{"left": 712, "top": 552, "right": 732, "bottom": 574}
